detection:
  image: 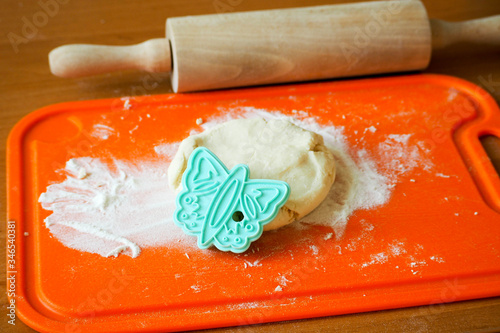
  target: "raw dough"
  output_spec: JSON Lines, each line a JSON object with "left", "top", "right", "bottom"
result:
{"left": 168, "top": 118, "right": 336, "bottom": 230}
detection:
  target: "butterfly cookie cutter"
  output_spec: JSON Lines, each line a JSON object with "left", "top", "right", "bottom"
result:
{"left": 173, "top": 147, "right": 290, "bottom": 253}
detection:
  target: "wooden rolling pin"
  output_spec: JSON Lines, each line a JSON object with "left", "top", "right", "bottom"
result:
{"left": 49, "top": 1, "right": 500, "bottom": 92}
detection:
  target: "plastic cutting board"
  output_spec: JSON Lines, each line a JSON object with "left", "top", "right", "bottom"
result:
{"left": 6, "top": 74, "right": 500, "bottom": 332}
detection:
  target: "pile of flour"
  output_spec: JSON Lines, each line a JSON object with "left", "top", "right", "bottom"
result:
{"left": 39, "top": 108, "right": 429, "bottom": 258}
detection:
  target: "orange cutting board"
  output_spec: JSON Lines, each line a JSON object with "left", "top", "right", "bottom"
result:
{"left": 7, "top": 74, "right": 500, "bottom": 332}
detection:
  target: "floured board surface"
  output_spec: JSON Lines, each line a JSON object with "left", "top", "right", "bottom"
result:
{"left": 7, "top": 74, "right": 500, "bottom": 332}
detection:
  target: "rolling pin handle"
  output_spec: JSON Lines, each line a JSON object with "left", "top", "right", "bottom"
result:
{"left": 431, "top": 15, "right": 500, "bottom": 50}
{"left": 48, "top": 38, "right": 172, "bottom": 78}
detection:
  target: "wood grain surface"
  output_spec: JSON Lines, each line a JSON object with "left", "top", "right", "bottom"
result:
{"left": 1, "top": 0, "right": 500, "bottom": 332}
{"left": 166, "top": 0, "right": 432, "bottom": 92}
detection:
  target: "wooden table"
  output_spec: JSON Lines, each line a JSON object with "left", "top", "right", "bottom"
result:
{"left": 1, "top": 0, "right": 500, "bottom": 332}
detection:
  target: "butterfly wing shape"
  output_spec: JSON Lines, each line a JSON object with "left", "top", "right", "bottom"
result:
{"left": 174, "top": 147, "right": 290, "bottom": 253}
{"left": 198, "top": 164, "right": 248, "bottom": 248}
{"left": 213, "top": 179, "right": 290, "bottom": 253}
{"left": 174, "top": 147, "right": 229, "bottom": 235}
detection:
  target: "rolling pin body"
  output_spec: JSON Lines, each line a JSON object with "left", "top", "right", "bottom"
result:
{"left": 167, "top": 1, "right": 431, "bottom": 92}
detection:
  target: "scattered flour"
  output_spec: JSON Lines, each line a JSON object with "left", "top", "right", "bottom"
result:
{"left": 122, "top": 97, "right": 132, "bottom": 110}
{"left": 410, "top": 259, "right": 427, "bottom": 268}
{"left": 377, "top": 133, "right": 432, "bottom": 180}
{"left": 277, "top": 274, "right": 291, "bottom": 287}
{"left": 91, "top": 124, "right": 115, "bottom": 140}
{"left": 430, "top": 256, "right": 445, "bottom": 263}
{"left": 389, "top": 241, "right": 407, "bottom": 256}
{"left": 129, "top": 125, "right": 139, "bottom": 134}
{"left": 154, "top": 142, "right": 180, "bottom": 159}
{"left": 361, "top": 252, "right": 388, "bottom": 268}
{"left": 39, "top": 107, "right": 431, "bottom": 258}
{"left": 228, "top": 301, "right": 261, "bottom": 310}
{"left": 436, "top": 173, "right": 451, "bottom": 178}
{"left": 350, "top": 235, "right": 445, "bottom": 270}
{"left": 39, "top": 157, "right": 192, "bottom": 258}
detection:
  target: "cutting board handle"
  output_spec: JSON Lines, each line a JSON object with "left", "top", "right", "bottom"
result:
{"left": 431, "top": 15, "right": 500, "bottom": 49}
{"left": 454, "top": 83, "right": 500, "bottom": 213}
{"left": 48, "top": 38, "right": 172, "bottom": 78}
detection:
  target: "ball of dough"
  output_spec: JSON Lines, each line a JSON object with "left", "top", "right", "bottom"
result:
{"left": 168, "top": 118, "right": 335, "bottom": 230}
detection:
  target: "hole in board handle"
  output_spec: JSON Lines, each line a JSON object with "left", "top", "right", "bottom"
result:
{"left": 480, "top": 135, "right": 500, "bottom": 177}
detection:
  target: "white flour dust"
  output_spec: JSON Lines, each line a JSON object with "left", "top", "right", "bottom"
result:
{"left": 39, "top": 108, "right": 431, "bottom": 258}
{"left": 39, "top": 158, "right": 191, "bottom": 258}
{"left": 91, "top": 124, "right": 116, "bottom": 140}
{"left": 344, "top": 223, "right": 446, "bottom": 272}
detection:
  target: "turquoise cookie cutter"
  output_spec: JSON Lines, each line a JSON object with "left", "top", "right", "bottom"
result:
{"left": 173, "top": 147, "right": 290, "bottom": 253}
